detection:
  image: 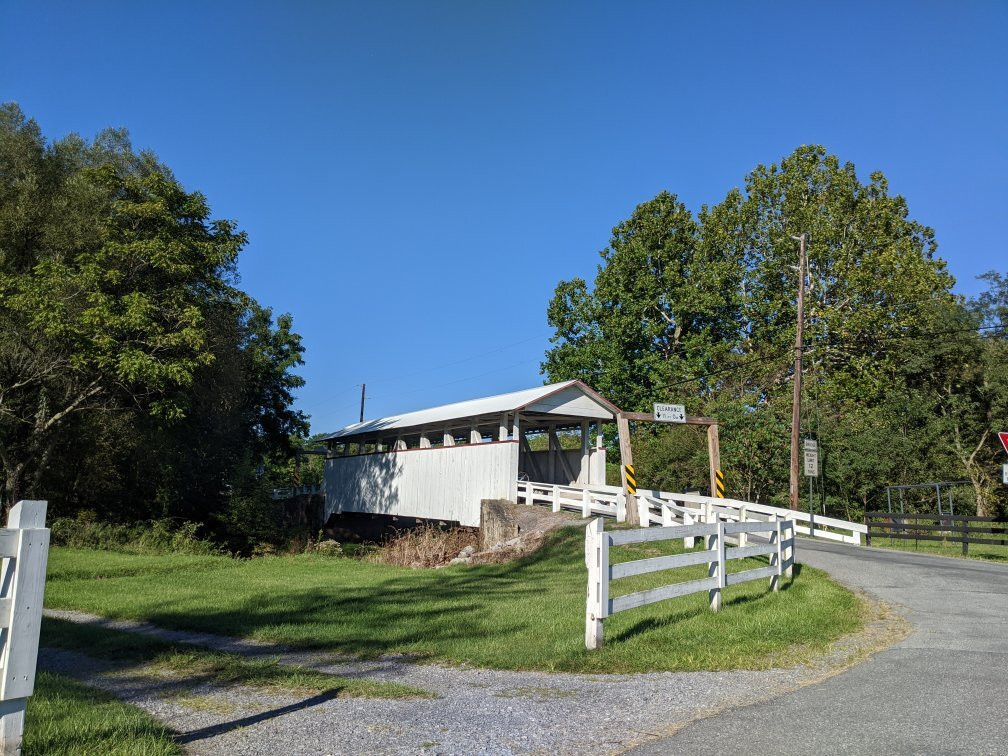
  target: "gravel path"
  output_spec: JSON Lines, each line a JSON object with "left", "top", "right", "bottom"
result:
{"left": 41, "top": 557, "right": 896, "bottom": 755}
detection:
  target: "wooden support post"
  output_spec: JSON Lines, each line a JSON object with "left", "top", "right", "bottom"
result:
{"left": 616, "top": 413, "right": 639, "bottom": 526}
{"left": 419, "top": 430, "right": 431, "bottom": 449}
{"left": 443, "top": 428, "right": 454, "bottom": 446}
{"left": 470, "top": 425, "right": 481, "bottom": 444}
{"left": 550, "top": 430, "right": 578, "bottom": 484}
{"left": 584, "top": 518, "right": 606, "bottom": 650}
{"left": 738, "top": 504, "right": 748, "bottom": 548}
{"left": 709, "top": 521, "right": 725, "bottom": 611}
{"left": 499, "top": 413, "right": 509, "bottom": 441}
{"left": 580, "top": 420, "right": 590, "bottom": 485}
{"left": 395, "top": 436, "right": 406, "bottom": 451}
{"left": 662, "top": 503, "right": 673, "bottom": 527}
{"left": 552, "top": 486, "right": 561, "bottom": 513}
{"left": 616, "top": 491, "right": 627, "bottom": 523}
{"left": 707, "top": 423, "right": 721, "bottom": 499}
{"left": 581, "top": 488, "right": 591, "bottom": 517}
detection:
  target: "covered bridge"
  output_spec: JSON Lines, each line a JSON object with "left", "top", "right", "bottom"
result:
{"left": 322, "top": 380, "right": 619, "bottom": 526}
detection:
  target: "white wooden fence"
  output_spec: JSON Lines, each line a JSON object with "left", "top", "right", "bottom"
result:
{"left": 584, "top": 515, "right": 795, "bottom": 649}
{"left": 516, "top": 480, "right": 627, "bottom": 522}
{"left": 636, "top": 491, "right": 865, "bottom": 545}
{"left": 0, "top": 500, "right": 50, "bottom": 756}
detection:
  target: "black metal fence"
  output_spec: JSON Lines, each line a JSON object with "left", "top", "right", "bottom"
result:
{"left": 865, "top": 512, "right": 1008, "bottom": 556}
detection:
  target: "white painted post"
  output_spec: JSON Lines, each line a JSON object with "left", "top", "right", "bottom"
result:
{"left": 738, "top": 504, "right": 748, "bottom": 548}
{"left": 683, "top": 508, "right": 695, "bottom": 549}
{"left": 709, "top": 521, "right": 725, "bottom": 612}
{"left": 581, "top": 488, "right": 590, "bottom": 517}
{"left": 499, "top": 413, "right": 509, "bottom": 441}
{"left": 637, "top": 496, "right": 649, "bottom": 527}
{"left": 585, "top": 518, "right": 605, "bottom": 650}
{"left": 785, "top": 520, "right": 794, "bottom": 578}
{"left": 1, "top": 500, "right": 50, "bottom": 756}
{"left": 704, "top": 500, "right": 713, "bottom": 525}
{"left": 552, "top": 486, "right": 561, "bottom": 513}
{"left": 770, "top": 519, "right": 782, "bottom": 592}
{"left": 616, "top": 492, "right": 627, "bottom": 523}
{"left": 662, "top": 503, "right": 673, "bottom": 527}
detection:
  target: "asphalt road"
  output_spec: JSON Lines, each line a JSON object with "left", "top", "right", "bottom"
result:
{"left": 629, "top": 539, "right": 1008, "bottom": 756}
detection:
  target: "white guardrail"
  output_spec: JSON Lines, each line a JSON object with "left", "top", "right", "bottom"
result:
{"left": 584, "top": 516, "right": 795, "bottom": 649}
{"left": 516, "top": 480, "right": 627, "bottom": 522}
{"left": 637, "top": 490, "right": 866, "bottom": 545}
{"left": 0, "top": 500, "right": 51, "bottom": 754}
{"left": 516, "top": 479, "right": 865, "bottom": 546}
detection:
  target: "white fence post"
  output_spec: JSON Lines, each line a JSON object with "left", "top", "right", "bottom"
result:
{"left": 738, "top": 504, "right": 748, "bottom": 548}
{"left": 1, "top": 500, "right": 50, "bottom": 756}
{"left": 552, "top": 486, "right": 561, "bottom": 513}
{"left": 616, "top": 492, "right": 626, "bottom": 523}
{"left": 661, "top": 502, "right": 672, "bottom": 527}
{"left": 637, "top": 497, "right": 649, "bottom": 527}
{"left": 683, "top": 508, "right": 695, "bottom": 549}
{"left": 770, "top": 519, "right": 782, "bottom": 592}
{"left": 581, "top": 488, "right": 590, "bottom": 517}
{"left": 785, "top": 520, "right": 794, "bottom": 578}
{"left": 709, "top": 521, "right": 725, "bottom": 612}
{"left": 585, "top": 518, "right": 606, "bottom": 649}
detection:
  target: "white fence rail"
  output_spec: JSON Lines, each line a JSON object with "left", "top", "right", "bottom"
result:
{"left": 636, "top": 490, "right": 865, "bottom": 545}
{"left": 584, "top": 516, "right": 795, "bottom": 649}
{"left": 0, "top": 500, "right": 50, "bottom": 755}
{"left": 517, "top": 478, "right": 864, "bottom": 545}
{"left": 516, "top": 480, "right": 627, "bottom": 522}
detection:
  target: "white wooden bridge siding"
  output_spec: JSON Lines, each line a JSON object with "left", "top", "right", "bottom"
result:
{"left": 324, "top": 441, "right": 518, "bottom": 527}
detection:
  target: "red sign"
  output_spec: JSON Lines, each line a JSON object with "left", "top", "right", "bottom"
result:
{"left": 1000, "top": 432, "right": 1008, "bottom": 455}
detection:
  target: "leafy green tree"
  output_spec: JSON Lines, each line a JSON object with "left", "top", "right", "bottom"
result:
{"left": 0, "top": 104, "right": 308, "bottom": 524}
{"left": 544, "top": 146, "right": 959, "bottom": 510}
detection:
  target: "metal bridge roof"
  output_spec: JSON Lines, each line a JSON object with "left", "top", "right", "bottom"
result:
{"left": 323, "top": 380, "right": 620, "bottom": 440}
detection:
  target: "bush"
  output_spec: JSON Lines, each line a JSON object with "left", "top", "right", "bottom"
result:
{"left": 50, "top": 512, "right": 222, "bottom": 555}
{"left": 373, "top": 525, "right": 477, "bottom": 568}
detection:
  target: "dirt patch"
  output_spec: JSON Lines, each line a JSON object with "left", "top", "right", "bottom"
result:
{"left": 372, "top": 525, "right": 478, "bottom": 568}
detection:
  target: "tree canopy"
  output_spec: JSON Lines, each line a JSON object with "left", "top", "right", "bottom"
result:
{"left": 544, "top": 146, "right": 1006, "bottom": 517}
{"left": 0, "top": 103, "right": 309, "bottom": 543}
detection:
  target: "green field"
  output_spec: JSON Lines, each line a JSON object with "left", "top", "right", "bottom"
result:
{"left": 44, "top": 527, "right": 862, "bottom": 673}
{"left": 24, "top": 672, "right": 181, "bottom": 756}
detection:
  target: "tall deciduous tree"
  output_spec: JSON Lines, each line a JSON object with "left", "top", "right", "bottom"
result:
{"left": 0, "top": 104, "right": 307, "bottom": 516}
{"left": 544, "top": 145, "right": 974, "bottom": 512}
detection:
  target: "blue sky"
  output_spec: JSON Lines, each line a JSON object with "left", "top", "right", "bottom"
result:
{"left": 3, "top": 1, "right": 1006, "bottom": 433}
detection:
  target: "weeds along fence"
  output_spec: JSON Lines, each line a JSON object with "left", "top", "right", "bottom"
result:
{"left": 584, "top": 516, "right": 795, "bottom": 649}
{"left": 0, "top": 500, "right": 50, "bottom": 754}
{"left": 865, "top": 512, "right": 1008, "bottom": 556}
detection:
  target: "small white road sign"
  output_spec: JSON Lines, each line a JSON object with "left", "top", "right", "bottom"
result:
{"left": 803, "top": 438, "right": 819, "bottom": 477}
{"left": 1003, "top": 463, "right": 1008, "bottom": 485}
{"left": 653, "top": 403, "right": 686, "bottom": 423}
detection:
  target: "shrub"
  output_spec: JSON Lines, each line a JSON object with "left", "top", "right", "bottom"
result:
{"left": 50, "top": 513, "right": 222, "bottom": 555}
{"left": 373, "top": 525, "right": 477, "bottom": 568}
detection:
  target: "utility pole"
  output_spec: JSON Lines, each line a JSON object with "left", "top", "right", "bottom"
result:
{"left": 789, "top": 233, "right": 807, "bottom": 511}
{"left": 359, "top": 383, "right": 366, "bottom": 423}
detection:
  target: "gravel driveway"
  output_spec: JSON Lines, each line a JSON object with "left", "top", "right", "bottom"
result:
{"left": 41, "top": 587, "right": 893, "bottom": 756}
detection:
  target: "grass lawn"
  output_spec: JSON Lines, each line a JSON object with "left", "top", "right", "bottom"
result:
{"left": 40, "top": 617, "right": 429, "bottom": 698}
{"left": 867, "top": 536, "right": 1008, "bottom": 563}
{"left": 45, "top": 528, "right": 862, "bottom": 674}
{"left": 24, "top": 671, "right": 181, "bottom": 756}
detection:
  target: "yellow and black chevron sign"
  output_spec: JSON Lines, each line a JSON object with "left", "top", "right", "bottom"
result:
{"left": 624, "top": 464, "right": 637, "bottom": 495}
{"left": 715, "top": 469, "right": 725, "bottom": 498}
